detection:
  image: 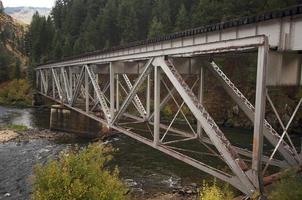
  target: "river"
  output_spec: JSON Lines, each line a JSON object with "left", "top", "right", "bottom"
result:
{"left": 0, "top": 105, "right": 297, "bottom": 199}
{"left": 0, "top": 106, "right": 208, "bottom": 199}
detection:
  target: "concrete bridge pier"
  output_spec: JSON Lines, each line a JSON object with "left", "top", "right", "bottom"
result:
{"left": 32, "top": 93, "right": 45, "bottom": 106}
{"left": 50, "top": 105, "right": 110, "bottom": 138}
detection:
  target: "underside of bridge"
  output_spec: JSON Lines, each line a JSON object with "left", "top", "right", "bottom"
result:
{"left": 35, "top": 5, "right": 302, "bottom": 198}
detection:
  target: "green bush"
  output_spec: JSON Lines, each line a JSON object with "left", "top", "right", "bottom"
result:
{"left": 0, "top": 79, "right": 32, "bottom": 106}
{"left": 162, "top": 104, "right": 173, "bottom": 118}
{"left": 31, "top": 143, "right": 128, "bottom": 200}
{"left": 200, "top": 180, "right": 234, "bottom": 200}
{"left": 268, "top": 171, "right": 302, "bottom": 200}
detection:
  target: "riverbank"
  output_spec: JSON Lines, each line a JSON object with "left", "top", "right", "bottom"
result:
{"left": 0, "top": 127, "right": 199, "bottom": 200}
{"left": 0, "top": 127, "right": 79, "bottom": 143}
{"left": 0, "top": 129, "right": 18, "bottom": 143}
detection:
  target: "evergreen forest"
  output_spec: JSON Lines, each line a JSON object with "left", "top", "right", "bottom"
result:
{"left": 26, "top": 0, "right": 302, "bottom": 65}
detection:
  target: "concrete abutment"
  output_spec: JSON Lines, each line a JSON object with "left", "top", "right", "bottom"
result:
{"left": 50, "top": 105, "right": 110, "bottom": 138}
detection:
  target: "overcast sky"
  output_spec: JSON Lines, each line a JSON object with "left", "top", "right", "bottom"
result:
{"left": 2, "top": 0, "right": 55, "bottom": 8}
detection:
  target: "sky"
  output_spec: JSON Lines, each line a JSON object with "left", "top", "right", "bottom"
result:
{"left": 2, "top": 0, "right": 55, "bottom": 8}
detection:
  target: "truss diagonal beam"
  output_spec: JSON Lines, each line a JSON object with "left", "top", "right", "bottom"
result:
{"left": 207, "top": 61, "right": 298, "bottom": 166}
{"left": 118, "top": 82, "right": 146, "bottom": 119}
{"left": 85, "top": 65, "right": 111, "bottom": 122}
{"left": 263, "top": 97, "right": 302, "bottom": 174}
{"left": 266, "top": 93, "right": 301, "bottom": 164}
{"left": 61, "top": 68, "right": 71, "bottom": 103}
{"left": 112, "top": 58, "right": 154, "bottom": 124}
{"left": 40, "top": 70, "right": 48, "bottom": 94}
{"left": 51, "top": 68, "right": 64, "bottom": 101}
{"left": 148, "top": 81, "right": 178, "bottom": 120}
{"left": 153, "top": 57, "right": 255, "bottom": 195}
{"left": 71, "top": 67, "right": 85, "bottom": 106}
{"left": 122, "top": 74, "right": 147, "bottom": 119}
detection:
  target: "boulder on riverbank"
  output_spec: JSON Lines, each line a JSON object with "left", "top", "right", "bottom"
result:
{"left": 0, "top": 129, "right": 19, "bottom": 143}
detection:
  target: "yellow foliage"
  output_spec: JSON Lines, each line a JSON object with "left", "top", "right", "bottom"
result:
{"left": 200, "top": 180, "right": 234, "bottom": 200}
{"left": 32, "top": 143, "right": 128, "bottom": 200}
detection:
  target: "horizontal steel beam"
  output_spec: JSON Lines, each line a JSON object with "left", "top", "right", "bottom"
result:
{"left": 37, "top": 10, "right": 302, "bottom": 70}
{"left": 36, "top": 36, "right": 266, "bottom": 69}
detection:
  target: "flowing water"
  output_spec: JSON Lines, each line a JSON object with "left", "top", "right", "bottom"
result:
{"left": 0, "top": 105, "right": 299, "bottom": 199}
{"left": 0, "top": 106, "right": 208, "bottom": 199}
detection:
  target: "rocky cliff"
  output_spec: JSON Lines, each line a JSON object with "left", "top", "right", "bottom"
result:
{"left": 0, "top": 6, "right": 27, "bottom": 76}
{"left": 4, "top": 7, "right": 50, "bottom": 24}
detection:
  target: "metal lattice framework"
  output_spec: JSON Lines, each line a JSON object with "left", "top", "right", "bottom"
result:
{"left": 36, "top": 34, "right": 302, "bottom": 198}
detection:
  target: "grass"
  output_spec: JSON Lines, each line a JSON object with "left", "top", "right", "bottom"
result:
{"left": 0, "top": 124, "right": 28, "bottom": 132}
{"left": 268, "top": 171, "right": 302, "bottom": 200}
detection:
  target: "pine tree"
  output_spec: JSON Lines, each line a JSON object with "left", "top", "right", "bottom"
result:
{"left": 51, "top": 32, "right": 63, "bottom": 59}
{"left": 191, "top": 0, "right": 223, "bottom": 27}
{"left": 148, "top": 17, "right": 164, "bottom": 38}
{"left": 152, "top": 0, "right": 172, "bottom": 33}
{"left": 66, "top": 0, "right": 87, "bottom": 40}
{"left": 100, "top": 0, "right": 119, "bottom": 47}
{"left": 51, "top": 0, "right": 64, "bottom": 30}
{"left": 174, "top": 4, "right": 189, "bottom": 32}
{"left": 14, "top": 59, "right": 21, "bottom": 79}
{"left": 62, "top": 35, "right": 73, "bottom": 57}
{"left": 135, "top": 0, "right": 152, "bottom": 40}
{"left": 118, "top": 0, "right": 139, "bottom": 44}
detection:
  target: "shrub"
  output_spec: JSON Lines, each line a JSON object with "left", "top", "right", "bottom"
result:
{"left": 268, "top": 171, "right": 302, "bottom": 200}
{"left": 0, "top": 79, "right": 32, "bottom": 106}
{"left": 200, "top": 180, "right": 234, "bottom": 200}
{"left": 162, "top": 104, "right": 173, "bottom": 118}
{"left": 31, "top": 143, "right": 128, "bottom": 200}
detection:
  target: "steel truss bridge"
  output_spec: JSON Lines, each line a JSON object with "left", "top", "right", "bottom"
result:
{"left": 36, "top": 5, "right": 302, "bottom": 198}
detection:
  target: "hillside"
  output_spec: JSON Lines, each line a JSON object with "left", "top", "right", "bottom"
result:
{"left": 0, "top": 9, "right": 27, "bottom": 82}
{"left": 4, "top": 7, "right": 51, "bottom": 25}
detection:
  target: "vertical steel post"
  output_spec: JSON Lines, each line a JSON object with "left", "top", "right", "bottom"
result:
{"left": 52, "top": 70, "right": 55, "bottom": 98}
{"left": 110, "top": 62, "right": 115, "bottom": 120}
{"left": 69, "top": 67, "right": 73, "bottom": 97}
{"left": 36, "top": 70, "right": 39, "bottom": 90}
{"left": 197, "top": 66, "right": 204, "bottom": 136}
{"left": 85, "top": 66, "right": 89, "bottom": 112}
{"left": 252, "top": 39, "right": 268, "bottom": 194}
{"left": 45, "top": 70, "right": 49, "bottom": 94}
{"left": 116, "top": 74, "right": 119, "bottom": 110}
{"left": 146, "top": 74, "right": 151, "bottom": 118}
{"left": 95, "top": 74, "right": 99, "bottom": 100}
{"left": 40, "top": 70, "right": 44, "bottom": 94}
{"left": 154, "top": 65, "right": 161, "bottom": 146}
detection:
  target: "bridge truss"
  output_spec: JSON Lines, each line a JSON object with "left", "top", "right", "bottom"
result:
{"left": 36, "top": 35, "right": 302, "bottom": 197}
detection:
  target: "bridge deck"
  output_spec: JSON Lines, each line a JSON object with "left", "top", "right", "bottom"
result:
{"left": 37, "top": 4, "right": 302, "bottom": 69}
